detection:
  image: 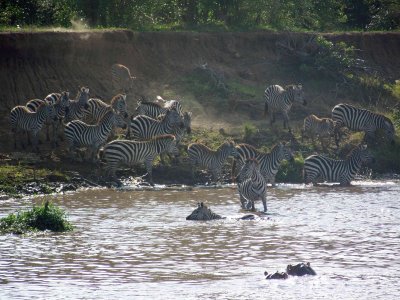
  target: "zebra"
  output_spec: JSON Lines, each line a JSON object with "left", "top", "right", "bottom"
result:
{"left": 236, "top": 158, "right": 268, "bottom": 212}
{"left": 263, "top": 84, "right": 306, "bottom": 131}
{"left": 10, "top": 102, "right": 57, "bottom": 152}
{"left": 85, "top": 93, "right": 129, "bottom": 123}
{"left": 232, "top": 142, "right": 294, "bottom": 186}
{"left": 135, "top": 99, "right": 183, "bottom": 119}
{"left": 186, "top": 202, "right": 223, "bottom": 221}
{"left": 187, "top": 140, "right": 238, "bottom": 182}
{"left": 129, "top": 109, "right": 184, "bottom": 140}
{"left": 64, "top": 109, "right": 127, "bottom": 162}
{"left": 332, "top": 103, "right": 395, "bottom": 145}
{"left": 64, "top": 87, "right": 90, "bottom": 123}
{"left": 111, "top": 63, "right": 136, "bottom": 93}
{"left": 100, "top": 134, "right": 179, "bottom": 185}
{"left": 303, "top": 144, "right": 374, "bottom": 186}
{"left": 301, "top": 114, "right": 336, "bottom": 150}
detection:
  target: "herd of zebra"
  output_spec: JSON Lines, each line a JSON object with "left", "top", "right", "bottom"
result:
{"left": 8, "top": 64, "right": 396, "bottom": 212}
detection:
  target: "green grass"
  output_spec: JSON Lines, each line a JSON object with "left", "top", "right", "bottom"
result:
{"left": 0, "top": 201, "right": 73, "bottom": 235}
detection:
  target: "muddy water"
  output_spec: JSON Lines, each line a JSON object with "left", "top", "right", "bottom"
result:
{"left": 1, "top": 181, "right": 399, "bottom": 299}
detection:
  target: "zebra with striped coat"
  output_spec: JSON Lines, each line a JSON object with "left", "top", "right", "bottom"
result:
{"left": 332, "top": 103, "right": 395, "bottom": 145}
{"left": 100, "top": 134, "right": 179, "bottom": 185}
{"left": 64, "top": 109, "right": 127, "bottom": 161}
{"left": 10, "top": 102, "right": 57, "bottom": 152}
{"left": 301, "top": 114, "right": 336, "bottom": 149}
{"left": 237, "top": 158, "right": 268, "bottom": 212}
{"left": 135, "top": 99, "right": 183, "bottom": 119}
{"left": 232, "top": 142, "right": 294, "bottom": 186}
{"left": 65, "top": 87, "right": 90, "bottom": 123}
{"left": 303, "top": 144, "right": 374, "bottom": 186}
{"left": 264, "top": 84, "right": 306, "bottom": 131}
{"left": 85, "top": 94, "right": 129, "bottom": 123}
{"left": 111, "top": 63, "right": 136, "bottom": 93}
{"left": 187, "top": 141, "right": 238, "bottom": 182}
{"left": 129, "top": 109, "right": 184, "bottom": 140}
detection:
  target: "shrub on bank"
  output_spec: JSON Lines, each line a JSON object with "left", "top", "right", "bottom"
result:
{"left": 0, "top": 201, "right": 73, "bottom": 234}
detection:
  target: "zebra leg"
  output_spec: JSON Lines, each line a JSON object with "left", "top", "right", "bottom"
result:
{"left": 46, "top": 124, "right": 50, "bottom": 142}
{"left": 145, "top": 159, "right": 154, "bottom": 186}
{"left": 239, "top": 194, "right": 247, "bottom": 209}
{"left": 32, "top": 131, "right": 40, "bottom": 153}
{"left": 261, "top": 195, "right": 267, "bottom": 212}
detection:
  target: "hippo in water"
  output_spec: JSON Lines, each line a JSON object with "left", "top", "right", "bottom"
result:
{"left": 264, "top": 262, "right": 316, "bottom": 280}
{"left": 286, "top": 262, "right": 316, "bottom": 276}
{"left": 186, "top": 202, "right": 223, "bottom": 221}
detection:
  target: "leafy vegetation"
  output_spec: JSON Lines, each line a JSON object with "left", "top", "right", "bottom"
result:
{"left": 1, "top": 0, "right": 399, "bottom": 32}
{"left": 0, "top": 201, "right": 73, "bottom": 234}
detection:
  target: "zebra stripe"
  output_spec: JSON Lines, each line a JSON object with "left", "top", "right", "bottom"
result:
{"left": 263, "top": 84, "right": 306, "bottom": 130}
{"left": 64, "top": 109, "right": 127, "bottom": 161}
{"left": 100, "top": 134, "right": 179, "bottom": 185}
{"left": 65, "top": 87, "right": 90, "bottom": 123}
{"left": 44, "top": 93, "right": 61, "bottom": 104}
{"left": 301, "top": 114, "right": 336, "bottom": 148}
{"left": 130, "top": 109, "right": 183, "bottom": 140}
{"left": 332, "top": 103, "right": 395, "bottom": 144}
{"left": 303, "top": 144, "right": 374, "bottom": 186}
{"left": 86, "top": 94, "right": 129, "bottom": 123}
{"left": 187, "top": 141, "right": 237, "bottom": 181}
{"left": 233, "top": 142, "right": 293, "bottom": 185}
{"left": 111, "top": 63, "right": 135, "bottom": 93}
{"left": 135, "top": 99, "right": 183, "bottom": 119}
{"left": 10, "top": 102, "right": 56, "bottom": 152}
{"left": 237, "top": 158, "right": 267, "bottom": 212}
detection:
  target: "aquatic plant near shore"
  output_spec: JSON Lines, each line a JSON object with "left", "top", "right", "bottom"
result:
{"left": 0, "top": 201, "right": 73, "bottom": 234}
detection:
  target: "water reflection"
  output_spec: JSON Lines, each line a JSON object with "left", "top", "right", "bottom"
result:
{"left": 0, "top": 181, "right": 399, "bottom": 299}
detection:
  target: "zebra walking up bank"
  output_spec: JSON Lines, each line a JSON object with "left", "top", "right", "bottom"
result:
{"left": 232, "top": 142, "right": 294, "bottom": 186}
{"left": 100, "top": 134, "right": 179, "bottom": 185}
{"left": 332, "top": 103, "right": 395, "bottom": 145}
{"left": 187, "top": 141, "right": 238, "bottom": 182}
{"left": 64, "top": 109, "right": 127, "bottom": 162}
{"left": 301, "top": 114, "right": 336, "bottom": 150}
{"left": 129, "top": 109, "right": 183, "bottom": 140}
{"left": 65, "top": 87, "right": 90, "bottom": 123}
{"left": 10, "top": 102, "right": 56, "bottom": 152}
{"left": 111, "top": 63, "right": 136, "bottom": 93}
{"left": 237, "top": 158, "right": 268, "bottom": 212}
{"left": 264, "top": 84, "right": 306, "bottom": 131}
{"left": 303, "top": 144, "right": 374, "bottom": 186}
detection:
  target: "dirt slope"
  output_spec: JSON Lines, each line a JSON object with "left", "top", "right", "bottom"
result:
{"left": 0, "top": 30, "right": 399, "bottom": 153}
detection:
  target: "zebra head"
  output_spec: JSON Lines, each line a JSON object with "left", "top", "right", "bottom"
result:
{"left": 111, "top": 93, "right": 128, "bottom": 118}
{"left": 59, "top": 91, "right": 70, "bottom": 114}
{"left": 290, "top": 84, "right": 306, "bottom": 106}
{"left": 162, "top": 134, "right": 179, "bottom": 157}
{"left": 165, "top": 109, "right": 184, "bottom": 128}
{"left": 383, "top": 117, "right": 395, "bottom": 145}
{"left": 238, "top": 158, "right": 260, "bottom": 181}
{"left": 77, "top": 87, "right": 90, "bottom": 110}
{"left": 353, "top": 144, "right": 375, "bottom": 164}
{"left": 275, "top": 142, "right": 294, "bottom": 162}
{"left": 41, "top": 102, "right": 57, "bottom": 121}
{"left": 183, "top": 111, "right": 192, "bottom": 134}
{"left": 219, "top": 140, "right": 238, "bottom": 158}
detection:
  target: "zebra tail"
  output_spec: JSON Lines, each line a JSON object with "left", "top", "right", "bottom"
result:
{"left": 263, "top": 102, "right": 268, "bottom": 117}
{"left": 97, "top": 146, "right": 105, "bottom": 162}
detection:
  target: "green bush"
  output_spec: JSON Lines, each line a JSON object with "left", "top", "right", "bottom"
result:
{"left": 276, "top": 154, "right": 305, "bottom": 183}
{"left": 0, "top": 201, "right": 73, "bottom": 234}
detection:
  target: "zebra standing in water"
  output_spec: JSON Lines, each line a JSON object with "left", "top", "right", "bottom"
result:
{"left": 237, "top": 158, "right": 267, "bottom": 212}
{"left": 232, "top": 142, "right": 294, "bottom": 186}
{"left": 64, "top": 87, "right": 90, "bottom": 123}
{"left": 301, "top": 114, "right": 336, "bottom": 150}
{"left": 303, "top": 144, "right": 374, "bottom": 186}
{"left": 135, "top": 99, "right": 183, "bottom": 119}
{"left": 332, "top": 103, "right": 395, "bottom": 145}
{"left": 64, "top": 109, "right": 127, "bottom": 162}
{"left": 264, "top": 84, "right": 306, "bottom": 131}
{"left": 10, "top": 102, "right": 56, "bottom": 152}
{"left": 187, "top": 141, "right": 238, "bottom": 182}
{"left": 111, "top": 63, "right": 136, "bottom": 93}
{"left": 100, "top": 134, "right": 179, "bottom": 185}
{"left": 129, "top": 109, "right": 183, "bottom": 140}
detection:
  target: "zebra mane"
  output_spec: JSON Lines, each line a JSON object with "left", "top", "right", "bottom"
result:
{"left": 138, "top": 101, "right": 163, "bottom": 108}
{"left": 152, "top": 134, "right": 176, "bottom": 141}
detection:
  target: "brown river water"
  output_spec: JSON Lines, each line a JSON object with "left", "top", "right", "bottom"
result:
{"left": 1, "top": 181, "right": 399, "bottom": 299}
